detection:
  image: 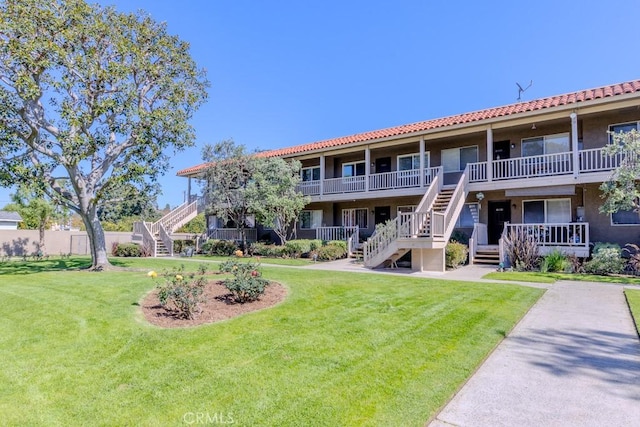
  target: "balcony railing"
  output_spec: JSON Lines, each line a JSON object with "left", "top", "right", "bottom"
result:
{"left": 296, "top": 147, "right": 622, "bottom": 197}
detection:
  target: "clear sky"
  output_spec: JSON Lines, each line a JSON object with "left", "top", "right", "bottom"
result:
{"left": 2, "top": 0, "right": 640, "bottom": 209}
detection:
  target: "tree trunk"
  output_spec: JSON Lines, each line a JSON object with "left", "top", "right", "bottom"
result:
{"left": 81, "top": 207, "right": 111, "bottom": 270}
{"left": 38, "top": 222, "right": 45, "bottom": 254}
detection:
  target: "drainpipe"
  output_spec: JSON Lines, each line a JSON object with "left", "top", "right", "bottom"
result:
{"left": 486, "top": 126, "right": 493, "bottom": 182}
{"left": 571, "top": 112, "right": 579, "bottom": 178}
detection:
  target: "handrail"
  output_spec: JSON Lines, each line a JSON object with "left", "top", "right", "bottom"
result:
{"left": 155, "top": 198, "right": 199, "bottom": 233}
{"left": 316, "top": 226, "right": 359, "bottom": 242}
{"left": 435, "top": 165, "right": 469, "bottom": 239}
{"left": 363, "top": 217, "right": 400, "bottom": 262}
{"left": 134, "top": 221, "right": 158, "bottom": 257}
{"left": 469, "top": 223, "right": 478, "bottom": 264}
{"left": 498, "top": 221, "right": 509, "bottom": 266}
{"left": 416, "top": 167, "right": 443, "bottom": 213}
{"left": 158, "top": 223, "right": 174, "bottom": 257}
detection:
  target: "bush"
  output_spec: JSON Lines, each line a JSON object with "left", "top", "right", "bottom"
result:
{"left": 201, "top": 239, "right": 238, "bottom": 256}
{"left": 317, "top": 244, "right": 347, "bottom": 261}
{"left": 503, "top": 229, "right": 540, "bottom": 271}
{"left": 623, "top": 243, "right": 640, "bottom": 274}
{"left": 154, "top": 266, "right": 206, "bottom": 319}
{"left": 250, "top": 242, "right": 286, "bottom": 258}
{"left": 446, "top": 242, "right": 468, "bottom": 269}
{"left": 219, "top": 260, "right": 269, "bottom": 303}
{"left": 112, "top": 242, "right": 143, "bottom": 257}
{"left": 450, "top": 230, "right": 470, "bottom": 245}
{"left": 540, "top": 249, "right": 570, "bottom": 273}
{"left": 283, "top": 239, "right": 317, "bottom": 258}
{"left": 173, "top": 239, "right": 195, "bottom": 255}
{"left": 326, "top": 240, "right": 347, "bottom": 252}
{"left": 584, "top": 247, "right": 624, "bottom": 275}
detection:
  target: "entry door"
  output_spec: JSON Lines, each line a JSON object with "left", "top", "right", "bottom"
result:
{"left": 488, "top": 201, "right": 511, "bottom": 244}
{"left": 375, "top": 157, "right": 391, "bottom": 173}
{"left": 493, "top": 140, "right": 511, "bottom": 160}
{"left": 374, "top": 206, "right": 391, "bottom": 225}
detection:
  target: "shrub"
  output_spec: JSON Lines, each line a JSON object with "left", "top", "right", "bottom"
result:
{"left": 154, "top": 267, "right": 207, "bottom": 319}
{"left": 250, "top": 242, "right": 286, "bottom": 258}
{"left": 503, "top": 229, "right": 540, "bottom": 271}
{"left": 173, "top": 239, "right": 195, "bottom": 255}
{"left": 450, "top": 230, "right": 470, "bottom": 245}
{"left": 540, "top": 249, "right": 570, "bottom": 273}
{"left": 564, "top": 253, "right": 584, "bottom": 274}
{"left": 623, "top": 243, "right": 640, "bottom": 274}
{"left": 446, "top": 242, "right": 468, "bottom": 269}
{"left": 219, "top": 260, "right": 269, "bottom": 303}
{"left": 326, "top": 240, "right": 347, "bottom": 252}
{"left": 592, "top": 242, "right": 620, "bottom": 255}
{"left": 584, "top": 247, "right": 624, "bottom": 275}
{"left": 284, "top": 240, "right": 315, "bottom": 258}
{"left": 317, "top": 244, "right": 347, "bottom": 261}
{"left": 201, "top": 239, "right": 238, "bottom": 256}
{"left": 112, "top": 242, "right": 143, "bottom": 257}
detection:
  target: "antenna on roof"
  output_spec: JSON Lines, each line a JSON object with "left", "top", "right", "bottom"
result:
{"left": 516, "top": 80, "right": 533, "bottom": 101}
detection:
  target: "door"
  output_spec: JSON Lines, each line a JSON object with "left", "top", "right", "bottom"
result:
{"left": 374, "top": 206, "right": 391, "bottom": 225}
{"left": 493, "top": 141, "right": 511, "bottom": 180}
{"left": 375, "top": 157, "right": 391, "bottom": 173}
{"left": 488, "top": 201, "right": 511, "bottom": 244}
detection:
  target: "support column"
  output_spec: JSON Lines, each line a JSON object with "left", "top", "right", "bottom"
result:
{"left": 187, "top": 177, "right": 192, "bottom": 202}
{"left": 319, "top": 155, "right": 325, "bottom": 196}
{"left": 365, "top": 146, "right": 370, "bottom": 192}
{"left": 419, "top": 137, "right": 426, "bottom": 187}
{"left": 571, "top": 112, "right": 579, "bottom": 177}
{"left": 486, "top": 126, "right": 493, "bottom": 182}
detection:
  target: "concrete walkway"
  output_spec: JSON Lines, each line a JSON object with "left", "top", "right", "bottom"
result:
{"left": 429, "top": 280, "right": 640, "bottom": 427}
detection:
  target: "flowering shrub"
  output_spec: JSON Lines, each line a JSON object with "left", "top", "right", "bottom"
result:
{"left": 234, "top": 249, "right": 244, "bottom": 258}
{"left": 219, "top": 260, "right": 269, "bottom": 303}
{"left": 151, "top": 266, "right": 207, "bottom": 319}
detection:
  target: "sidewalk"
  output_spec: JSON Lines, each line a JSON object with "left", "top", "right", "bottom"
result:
{"left": 429, "top": 280, "right": 640, "bottom": 426}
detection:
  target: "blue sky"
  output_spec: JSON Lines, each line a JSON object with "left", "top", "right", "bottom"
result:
{"left": 2, "top": 0, "right": 640, "bottom": 209}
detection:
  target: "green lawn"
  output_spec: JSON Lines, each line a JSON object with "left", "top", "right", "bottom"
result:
{"left": 625, "top": 289, "right": 640, "bottom": 332}
{"left": 0, "top": 257, "right": 543, "bottom": 426}
{"left": 483, "top": 270, "right": 640, "bottom": 285}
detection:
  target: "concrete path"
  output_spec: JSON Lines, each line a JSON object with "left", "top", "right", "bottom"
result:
{"left": 429, "top": 281, "right": 640, "bottom": 427}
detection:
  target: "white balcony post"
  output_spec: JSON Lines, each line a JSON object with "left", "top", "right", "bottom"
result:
{"left": 571, "top": 112, "right": 579, "bottom": 177}
{"left": 486, "top": 126, "right": 493, "bottom": 182}
{"left": 319, "top": 154, "right": 325, "bottom": 196}
{"left": 419, "top": 137, "right": 425, "bottom": 187}
{"left": 365, "top": 146, "right": 370, "bottom": 192}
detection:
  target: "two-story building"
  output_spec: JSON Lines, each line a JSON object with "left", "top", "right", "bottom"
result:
{"left": 174, "top": 79, "right": 640, "bottom": 272}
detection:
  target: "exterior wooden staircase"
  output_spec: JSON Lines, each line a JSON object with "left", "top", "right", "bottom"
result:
{"left": 363, "top": 166, "right": 470, "bottom": 272}
{"left": 133, "top": 198, "right": 201, "bottom": 257}
{"left": 473, "top": 245, "right": 500, "bottom": 265}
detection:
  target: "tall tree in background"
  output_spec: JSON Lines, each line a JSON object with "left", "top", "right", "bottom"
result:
{"left": 248, "top": 157, "right": 308, "bottom": 244}
{"left": 202, "top": 140, "right": 255, "bottom": 249}
{"left": 0, "top": 0, "right": 208, "bottom": 269}
{"left": 600, "top": 129, "right": 640, "bottom": 215}
{"left": 5, "top": 186, "right": 58, "bottom": 252}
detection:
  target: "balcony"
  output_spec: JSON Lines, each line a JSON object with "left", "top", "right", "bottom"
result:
{"left": 296, "top": 147, "right": 623, "bottom": 200}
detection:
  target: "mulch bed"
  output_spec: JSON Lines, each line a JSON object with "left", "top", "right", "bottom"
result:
{"left": 141, "top": 280, "right": 287, "bottom": 328}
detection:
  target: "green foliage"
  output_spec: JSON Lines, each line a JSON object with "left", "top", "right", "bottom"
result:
{"left": 446, "top": 242, "right": 469, "bottom": 269}
{"left": 326, "top": 240, "right": 347, "bottom": 252}
{"left": 200, "top": 239, "right": 238, "bottom": 256}
{"left": 101, "top": 216, "right": 137, "bottom": 232}
{"left": 173, "top": 239, "right": 195, "bottom": 255}
{"left": 540, "top": 249, "right": 570, "bottom": 273}
{"left": 155, "top": 267, "right": 207, "bottom": 319}
{"left": 176, "top": 213, "right": 206, "bottom": 234}
{"left": 503, "top": 229, "right": 540, "bottom": 271}
{"left": 283, "top": 239, "right": 322, "bottom": 258}
{"left": 317, "top": 243, "right": 347, "bottom": 261}
{"left": 111, "top": 242, "right": 143, "bottom": 257}
{"left": 583, "top": 247, "right": 624, "bottom": 275}
{"left": 248, "top": 156, "right": 309, "bottom": 245}
{"left": 599, "top": 129, "right": 640, "bottom": 215}
{"left": 219, "top": 260, "right": 269, "bottom": 303}
{"left": 250, "top": 242, "right": 286, "bottom": 258}
{"left": 0, "top": 0, "right": 208, "bottom": 269}
{"left": 592, "top": 242, "right": 620, "bottom": 254}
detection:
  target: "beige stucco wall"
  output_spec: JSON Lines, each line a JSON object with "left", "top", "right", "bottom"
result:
{"left": 0, "top": 230, "right": 134, "bottom": 257}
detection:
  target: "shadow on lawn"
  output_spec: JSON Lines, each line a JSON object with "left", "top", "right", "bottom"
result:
{"left": 510, "top": 328, "right": 640, "bottom": 400}
{"left": 0, "top": 258, "right": 92, "bottom": 275}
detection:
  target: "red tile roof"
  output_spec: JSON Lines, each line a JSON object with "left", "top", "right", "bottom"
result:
{"left": 177, "top": 79, "right": 640, "bottom": 177}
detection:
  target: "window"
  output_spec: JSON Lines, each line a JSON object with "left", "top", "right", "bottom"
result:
{"left": 342, "top": 161, "right": 365, "bottom": 177}
{"left": 397, "top": 205, "right": 416, "bottom": 215}
{"left": 609, "top": 122, "right": 640, "bottom": 144}
{"left": 522, "top": 133, "right": 569, "bottom": 157}
{"left": 301, "top": 166, "right": 320, "bottom": 182}
{"left": 342, "top": 208, "right": 368, "bottom": 228}
{"left": 397, "top": 152, "right": 430, "bottom": 171}
{"left": 300, "top": 210, "right": 322, "bottom": 229}
{"left": 442, "top": 146, "right": 478, "bottom": 172}
{"left": 611, "top": 208, "right": 640, "bottom": 225}
{"left": 456, "top": 203, "right": 479, "bottom": 227}
{"left": 523, "top": 199, "right": 571, "bottom": 223}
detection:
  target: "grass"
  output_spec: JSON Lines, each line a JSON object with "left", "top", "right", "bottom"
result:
{"left": 483, "top": 270, "right": 640, "bottom": 285}
{"left": 0, "top": 257, "right": 543, "bottom": 426}
{"left": 625, "top": 289, "right": 640, "bottom": 333}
